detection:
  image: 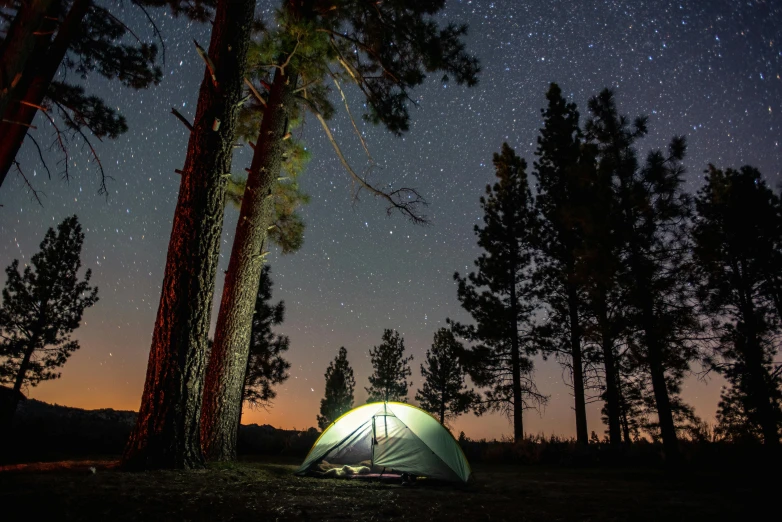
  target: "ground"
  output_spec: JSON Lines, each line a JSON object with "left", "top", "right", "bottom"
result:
{"left": 0, "top": 456, "right": 770, "bottom": 521}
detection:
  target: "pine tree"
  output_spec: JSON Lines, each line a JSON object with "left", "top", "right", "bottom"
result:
{"left": 0, "top": 0, "right": 191, "bottom": 195}
{"left": 122, "top": 0, "right": 256, "bottom": 471}
{"left": 366, "top": 329, "right": 413, "bottom": 403}
{"left": 317, "top": 347, "right": 355, "bottom": 430}
{"left": 415, "top": 328, "right": 477, "bottom": 426}
{"left": 202, "top": 0, "right": 479, "bottom": 461}
{"left": 532, "top": 83, "right": 593, "bottom": 446}
{"left": 585, "top": 89, "right": 698, "bottom": 462}
{"left": 452, "top": 143, "right": 546, "bottom": 442}
{"left": 239, "top": 266, "right": 290, "bottom": 418}
{"left": 692, "top": 165, "right": 782, "bottom": 445}
{"left": 0, "top": 215, "right": 98, "bottom": 430}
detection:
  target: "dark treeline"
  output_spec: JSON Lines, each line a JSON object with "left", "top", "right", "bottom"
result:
{"left": 444, "top": 83, "right": 781, "bottom": 460}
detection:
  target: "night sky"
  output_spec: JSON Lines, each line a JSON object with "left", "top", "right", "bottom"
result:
{"left": 1, "top": 0, "right": 780, "bottom": 440}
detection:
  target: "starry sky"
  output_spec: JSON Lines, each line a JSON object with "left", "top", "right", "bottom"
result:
{"left": 1, "top": 0, "right": 781, "bottom": 440}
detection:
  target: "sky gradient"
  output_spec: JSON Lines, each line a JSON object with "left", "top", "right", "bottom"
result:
{"left": 1, "top": 0, "right": 780, "bottom": 440}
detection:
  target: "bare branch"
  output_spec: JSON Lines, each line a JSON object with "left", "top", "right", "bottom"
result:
{"left": 194, "top": 39, "right": 218, "bottom": 88}
{"left": 25, "top": 133, "right": 52, "bottom": 180}
{"left": 2, "top": 118, "right": 36, "bottom": 129}
{"left": 40, "top": 109, "right": 69, "bottom": 181}
{"left": 131, "top": 0, "right": 166, "bottom": 65}
{"left": 170, "top": 107, "right": 194, "bottom": 132}
{"left": 13, "top": 161, "right": 43, "bottom": 206}
{"left": 244, "top": 78, "right": 267, "bottom": 107}
{"left": 308, "top": 96, "right": 427, "bottom": 224}
{"left": 55, "top": 102, "right": 110, "bottom": 196}
{"left": 330, "top": 70, "right": 372, "bottom": 162}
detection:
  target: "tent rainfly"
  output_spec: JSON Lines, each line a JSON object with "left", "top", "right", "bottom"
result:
{"left": 296, "top": 402, "right": 472, "bottom": 483}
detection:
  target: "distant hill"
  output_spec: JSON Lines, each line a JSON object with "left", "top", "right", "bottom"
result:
{"left": 6, "top": 399, "right": 318, "bottom": 464}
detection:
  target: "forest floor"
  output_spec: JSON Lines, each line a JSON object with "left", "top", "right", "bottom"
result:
{"left": 0, "top": 455, "right": 769, "bottom": 521}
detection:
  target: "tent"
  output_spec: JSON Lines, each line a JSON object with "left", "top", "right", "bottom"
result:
{"left": 296, "top": 402, "right": 472, "bottom": 483}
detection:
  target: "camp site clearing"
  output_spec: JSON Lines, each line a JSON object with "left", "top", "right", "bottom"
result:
{"left": 0, "top": 456, "right": 770, "bottom": 521}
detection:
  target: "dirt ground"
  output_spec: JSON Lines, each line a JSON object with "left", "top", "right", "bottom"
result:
{"left": 0, "top": 456, "right": 770, "bottom": 521}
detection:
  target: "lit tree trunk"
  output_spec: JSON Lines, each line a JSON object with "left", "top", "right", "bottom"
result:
{"left": 200, "top": 67, "right": 296, "bottom": 461}
{"left": 0, "top": 0, "right": 56, "bottom": 125}
{"left": 0, "top": 0, "right": 91, "bottom": 186}
{"left": 121, "top": 0, "right": 255, "bottom": 470}
{"left": 567, "top": 280, "right": 588, "bottom": 446}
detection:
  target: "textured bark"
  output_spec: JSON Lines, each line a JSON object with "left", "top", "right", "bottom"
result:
{"left": 567, "top": 281, "right": 588, "bottom": 446}
{"left": 121, "top": 0, "right": 255, "bottom": 470}
{"left": 0, "top": 0, "right": 91, "bottom": 186}
{"left": 201, "top": 67, "right": 296, "bottom": 461}
{"left": 0, "top": 0, "right": 56, "bottom": 121}
{"left": 0, "top": 339, "right": 36, "bottom": 433}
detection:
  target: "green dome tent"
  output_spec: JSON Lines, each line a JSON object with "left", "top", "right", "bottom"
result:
{"left": 296, "top": 402, "right": 472, "bottom": 483}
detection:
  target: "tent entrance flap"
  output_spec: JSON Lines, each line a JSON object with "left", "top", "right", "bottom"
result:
{"left": 319, "top": 420, "right": 373, "bottom": 465}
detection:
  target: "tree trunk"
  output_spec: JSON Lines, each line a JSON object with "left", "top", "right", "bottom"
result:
{"left": 737, "top": 277, "right": 781, "bottom": 446}
{"left": 0, "top": 0, "right": 57, "bottom": 132}
{"left": 596, "top": 288, "right": 622, "bottom": 447}
{"left": 509, "top": 265, "right": 524, "bottom": 442}
{"left": 567, "top": 281, "right": 588, "bottom": 446}
{"left": 0, "top": 340, "right": 36, "bottom": 433}
{"left": 0, "top": 0, "right": 91, "bottom": 186}
{"left": 200, "top": 67, "right": 296, "bottom": 461}
{"left": 121, "top": 0, "right": 256, "bottom": 470}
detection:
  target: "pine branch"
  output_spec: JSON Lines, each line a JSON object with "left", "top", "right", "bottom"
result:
{"left": 131, "top": 0, "right": 167, "bottom": 65}
{"left": 330, "top": 70, "right": 372, "bottom": 162}
{"left": 40, "top": 109, "right": 70, "bottom": 182}
{"left": 170, "top": 107, "right": 194, "bottom": 132}
{"left": 55, "top": 102, "right": 109, "bottom": 196}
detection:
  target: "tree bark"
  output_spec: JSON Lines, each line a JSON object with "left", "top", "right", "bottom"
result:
{"left": 0, "top": 0, "right": 57, "bottom": 128}
{"left": 200, "top": 67, "right": 296, "bottom": 461}
{"left": 0, "top": 339, "right": 36, "bottom": 433}
{"left": 567, "top": 281, "right": 588, "bottom": 446}
{"left": 0, "top": 0, "right": 91, "bottom": 186}
{"left": 121, "top": 0, "right": 256, "bottom": 470}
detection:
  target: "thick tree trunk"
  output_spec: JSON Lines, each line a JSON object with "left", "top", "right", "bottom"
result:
{"left": 200, "top": 67, "right": 296, "bottom": 461}
{"left": 121, "top": 0, "right": 255, "bottom": 470}
{"left": 0, "top": 0, "right": 91, "bottom": 186}
{"left": 0, "top": 0, "right": 56, "bottom": 128}
{"left": 596, "top": 289, "right": 622, "bottom": 447}
{"left": 567, "top": 281, "right": 588, "bottom": 446}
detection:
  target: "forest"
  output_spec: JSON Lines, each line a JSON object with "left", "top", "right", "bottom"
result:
{"left": 0, "top": 1, "right": 780, "bottom": 521}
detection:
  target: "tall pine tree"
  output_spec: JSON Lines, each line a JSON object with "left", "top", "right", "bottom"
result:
{"left": 693, "top": 165, "right": 782, "bottom": 445}
{"left": 0, "top": 216, "right": 98, "bottom": 430}
{"left": 415, "top": 328, "right": 477, "bottom": 425}
{"left": 532, "top": 83, "right": 592, "bottom": 446}
{"left": 202, "top": 0, "right": 479, "bottom": 461}
{"left": 452, "top": 143, "right": 545, "bottom": 442}
{"left": 317, "top": 346, "right": 355, "bottom": 430}
{"left": 122, "top": 0, "right": 255, "bottom": 470}
{"left": 366, "top": 329, "right": 413, "bottom": 403}
{"left": 585, "top": 89, "right": 697, "bottom": 461}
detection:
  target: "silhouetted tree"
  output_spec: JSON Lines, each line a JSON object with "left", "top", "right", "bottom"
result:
{"left": 0, "top": 215, "right": 98, "bottom": 430}
{"left": 317, "top": 346, "right": 355, "bottom": 430}
{"left": 452, "top": 143, "right": 546, "bottom": 442}
{"left": 123, "top": 0, "right": 256, "bottom": 470}
{"left": 415, "top": 328, "right": 477, "bottom": 426}
{"left": 585, "top": 89, "right": 697, "bottom": 462}
{"left": 203, "top": 0, "right": 479, "bottom": 461}
{"left": 366, "top": 329, "right": 413, "bottom": 403}
{"left": 692, "top": 165, "right": 782, "bottom": 445}
{"left": 532, "top": 83, "right": 592, "bottom": 446}
{"left": 239, "top": 266, "right": 290, "bottom": 420}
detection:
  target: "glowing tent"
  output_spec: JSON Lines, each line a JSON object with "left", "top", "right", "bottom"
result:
{"left": 296, "top": 402, "right": 472, "bottom": 483}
